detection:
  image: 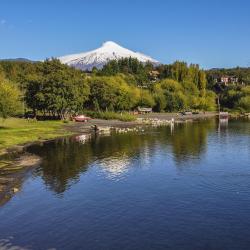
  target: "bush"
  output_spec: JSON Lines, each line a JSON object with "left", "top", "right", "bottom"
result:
{"left": 238, "top": 96, "right": 250, "bottom": 112}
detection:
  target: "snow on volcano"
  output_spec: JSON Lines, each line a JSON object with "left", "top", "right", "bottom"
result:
{"left": 58, "top": 41, "right": 159, "bottom": 71}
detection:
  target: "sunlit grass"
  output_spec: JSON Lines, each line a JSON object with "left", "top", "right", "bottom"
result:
{"left": 0, "top": 118, "right": 72, "bottom": 152}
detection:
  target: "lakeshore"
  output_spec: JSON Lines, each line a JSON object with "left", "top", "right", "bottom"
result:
{"left": 1, "top": 111, "right": 250, "bottom": 206}
{"left": 0, "top": 112, "right": 219, "bottom": 205}
{"left": 64, "top": 112, "right": 218, "bottom": 134}
{"left": 0, "top": 118, "right": 73, "bottom": 155}
{"left": 0, "top": 112, "right": 217, "bottom": 154}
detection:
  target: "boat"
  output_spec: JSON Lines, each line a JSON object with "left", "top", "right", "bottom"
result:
{"left": 74, "top": 115, "right": 91, "bottom": 122}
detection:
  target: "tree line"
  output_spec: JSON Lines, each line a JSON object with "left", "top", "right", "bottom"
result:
{"left": 0, "top": 58, "right": 249, "bottom": 119}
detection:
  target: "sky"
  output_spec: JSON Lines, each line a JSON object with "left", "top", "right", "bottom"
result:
{"left": 0, "top": 0, "right": 250, "bottom": 69}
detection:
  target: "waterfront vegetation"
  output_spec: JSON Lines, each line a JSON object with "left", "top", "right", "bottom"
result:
{"left": 219, "top": 85, "right": 250, "bottom": 113}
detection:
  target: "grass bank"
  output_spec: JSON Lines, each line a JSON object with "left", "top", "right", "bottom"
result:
{"left": 0, "top": 118, "right": 72, "bottom": 154}
{"left": 84, "top": 111, "right": 136, "bottom": 122}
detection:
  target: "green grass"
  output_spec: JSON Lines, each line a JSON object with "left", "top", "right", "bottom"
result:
{"left": 84, "top": 111, "right": 136, "bottom": 122}
{"left": 0, "top": 118, "right": 72, "bottom": 153}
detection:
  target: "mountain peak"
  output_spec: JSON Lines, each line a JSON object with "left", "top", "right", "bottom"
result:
{"left": 58, "top": 41, "right": 159, "bottom": 71}
{"left": 102, "top": 41, "right": 121, "bottom": 48}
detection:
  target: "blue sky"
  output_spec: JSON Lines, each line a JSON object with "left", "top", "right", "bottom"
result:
{"left": 0, "top": 0, "right": 249, "bottom": 68}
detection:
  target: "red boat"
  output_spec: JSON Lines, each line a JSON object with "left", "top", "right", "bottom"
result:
{"left": 74, "top": 115, "right": 91, "bottom": 122}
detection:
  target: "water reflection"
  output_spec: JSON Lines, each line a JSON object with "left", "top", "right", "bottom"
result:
{"left": 29, "top": 137, "right": 94, "bottom": 193}
{"left": 218, "top": 118, "right": 229, "bottom": 133}
{"left": 170, "top": 120, "right": 216, "bottom": 164}
{"left": 26, "top": 118, "right": 234, "bottom": 194}
{"left": 1, "top": 119, "right": 250, "bottom": 250}
{"left": 97, "top": 155, "right": 131, "bottom": 180}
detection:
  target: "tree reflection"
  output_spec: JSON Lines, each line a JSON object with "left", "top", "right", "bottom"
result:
{"left": 29, "top": 137, "right": 94, "bottom": 193}
{"left": 27, "top": 119, "right": 216, "bottom": 194}
{"left": 169, "top": 119, "right": 216, "bottom": 164}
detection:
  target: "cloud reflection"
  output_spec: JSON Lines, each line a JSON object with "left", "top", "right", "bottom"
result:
{"left": 98, "top": 155, "right": 131, "bottom": 180}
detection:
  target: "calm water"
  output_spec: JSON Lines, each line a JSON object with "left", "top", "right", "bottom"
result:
{"left": 0, "top": 119, "right": 250, "bottom": 250}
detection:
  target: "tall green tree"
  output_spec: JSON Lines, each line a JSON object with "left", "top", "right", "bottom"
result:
{"left": 0, "top": 77, "right": 21, "bottom": 118}
{"left": 25, "top": 59, "right": 90, "bottom": 118}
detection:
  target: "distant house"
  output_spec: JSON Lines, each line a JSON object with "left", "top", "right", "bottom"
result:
{"left": 214, "top": 75, "right": 239, "bottom": 86}
{"left": 137, "top": 107, "right": 152, "bottom": 114}
{"left": 149, "top": 70, "right": 160, "bottom": 82}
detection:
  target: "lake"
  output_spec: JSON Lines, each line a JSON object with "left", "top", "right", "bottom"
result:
{"left": 0, "top": 119, "right": 250, "bottom": 250}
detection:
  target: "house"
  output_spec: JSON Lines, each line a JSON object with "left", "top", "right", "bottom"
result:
{"left": 214, "top": 75, "right": 239, "bottom": 86}
{"left": 149, "top": 70, "right": 160, "bottom": 82}
{"left": 137, "top": 107, "right": 152, "bottom": 114}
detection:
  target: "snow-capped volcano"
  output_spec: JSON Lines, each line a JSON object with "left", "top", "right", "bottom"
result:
{"left": 58, "top": 41, "right": 159, "bottom": 71}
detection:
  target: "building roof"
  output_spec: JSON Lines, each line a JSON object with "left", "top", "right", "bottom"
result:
{"left": 137, "top": 107, "right": 152, "bottom": 112}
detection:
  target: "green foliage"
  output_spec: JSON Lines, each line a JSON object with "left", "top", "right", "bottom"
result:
{"left": 0, "top": 118, "right": 72, "bottom": 152}
{"left": 0, "top": 60, "right": 40, "bottom": 88}
{"left": 198, "top": 91, "right": 216, "bottom": 111}
{"left": 153, "top": 79, "right": 186, "bottom": 112}
{"left": 0, "top": 58, "right": 221, "bottom": 115}
{"left": 153, "top": 86, "right": 167, "bottom": 112}
{"left": 138, "top": 89, "right": 155, "bottom": 107}
{"left": 238, "top": 96, "right": 250, "bottom": 112}
{"left": 152, "top": 78, "right": 215, "bottom": 112}
{"left": 101, "top": 57, "right": 150, "bottom": 75}
{"left": 25, "top": 59, "right": 90, "bottom": 119}
{"left": 220, "top": 85, "right": 250, "bottom": 112}
{"left": 156, "top": 61, "right": 207, "bottom": 91}
{"left": 0, "top": 77, "right": 21, "bottom": 118}
{"left": 98, "top": 57, "right": 154, "bottom": 85}
{"left": 87, "top": 75, "right": 140, "bottom": 111}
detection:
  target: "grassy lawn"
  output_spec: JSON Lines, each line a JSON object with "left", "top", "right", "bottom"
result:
{"left": 0, "top": 118, "right": 72, "bottom": 153}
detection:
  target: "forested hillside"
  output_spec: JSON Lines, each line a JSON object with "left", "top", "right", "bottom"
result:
{"left": 0, "top": 58, "right": 249, "bottom": 119}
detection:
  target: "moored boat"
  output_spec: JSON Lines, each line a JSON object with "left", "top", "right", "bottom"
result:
{"left": 74, "top": 115, "right": 91, "bottom": 122}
